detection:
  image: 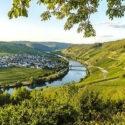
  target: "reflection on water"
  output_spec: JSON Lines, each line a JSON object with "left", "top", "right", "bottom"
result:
{"left": 2, "top": 60, "right": 86, "bottom": 94}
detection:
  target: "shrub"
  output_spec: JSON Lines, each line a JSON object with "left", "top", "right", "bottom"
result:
{"left": 121, "top": 73, "right": 125, "bottom": 78}
{"left": 0, "top": 92, "right": 10, "bottom": 106}
{"left": 10, "top": 87, "right": 31, "bottom": 103}
{"left": 79, "top": 90, "right": 104, "bottom": 122}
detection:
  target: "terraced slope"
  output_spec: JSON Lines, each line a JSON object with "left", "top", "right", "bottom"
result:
{"left": 63, "top": 39, "right": 125, "bottom": 100}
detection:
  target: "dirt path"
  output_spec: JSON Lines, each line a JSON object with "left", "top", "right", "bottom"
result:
{"left": 85, "top": 62, "right": 108, "bottom": 79}
{"left": 44, "top": 76, "right": 119, "bottom": 92}
{"left": 97, "top": 67, "right": 108, "bottom": 79}
{"left": 80, "top": 77, "right": 119, "bottom": 89}
{"left": 44, "top": 62, "right": 117, "bottom": 92}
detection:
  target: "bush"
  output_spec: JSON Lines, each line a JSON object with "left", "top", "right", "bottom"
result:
{"left": 0, "top": 92, "right": 10, "bottom": 106}
{"left": 121, "top": 73, "right": 125, "bottom": 78}
{"left": 16, "top": 81, "right": 23, "bottom": 87}
{"left": 80, "top": 90, "right": 104, "bottom": 122}
{"left": 10, "top": 87, "right": 31, "bottom": 103}
{"left": 79, "top": 78, "right": 84, "bottom": 82}
{"left": 0, "top": 85, "right": 125, "bottom": 125}
{"left": 0, "top": 95, "right": 78, "bottom": 125}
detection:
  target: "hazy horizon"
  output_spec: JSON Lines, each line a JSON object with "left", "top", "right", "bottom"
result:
{"left": 0, "top": 38, "right": 124, "bottom": 44}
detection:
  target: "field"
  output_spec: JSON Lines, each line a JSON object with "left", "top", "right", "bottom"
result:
{"left": 0, "top": 67, "right": 53, "bottom": 85}
{"left": 88, "top": 78, "right": 125, "bottom": 100}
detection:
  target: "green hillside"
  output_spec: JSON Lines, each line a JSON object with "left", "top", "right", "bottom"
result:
{"left": 40, "top": 42, "right": 72, "bottom": 50}
{"left": 0, "top": 41, "right": 72, "bottom": 55}
{"left": 0, "top": 42, "right": 44, "bottom": 55}
{"left": 63, "top": 39, "right": 125, "bottom": 100}
{"left": 13, "top": 41, "right": 72, "bottom": 51}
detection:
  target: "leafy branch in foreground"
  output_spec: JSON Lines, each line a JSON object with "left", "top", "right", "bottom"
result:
{"left": 8, "top": 0, "right": 125, "bottom": 37}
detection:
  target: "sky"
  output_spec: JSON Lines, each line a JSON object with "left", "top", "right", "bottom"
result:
{"left": 0, "top": 0, "right": 125, "bottom": 44}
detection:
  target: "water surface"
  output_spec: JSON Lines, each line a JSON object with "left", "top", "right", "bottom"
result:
{"left": 3, "top": 60, "right": 86, "bottom": 94}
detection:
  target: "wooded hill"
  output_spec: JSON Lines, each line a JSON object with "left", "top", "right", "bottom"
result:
{"left": 0, "top": 41, "right": 72, "bottom": 55}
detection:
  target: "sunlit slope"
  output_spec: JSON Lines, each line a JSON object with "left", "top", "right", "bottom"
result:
{"left": 63, "top": 39, "right": 125, "bottom": 81}
{"left": 63, "top": 39, "right": 125, "bottom": 100}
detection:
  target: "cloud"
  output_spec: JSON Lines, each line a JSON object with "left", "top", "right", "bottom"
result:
{"left": 100, "top": 22, "right": 125, "bottom": 29}
{"left": 96, "top": 35, "right": 113, "bottom": 38}
{"left": 101, "top": 35, "right": 113, "bottom": 38}
{"left": 109, "top": 24, "right": 125, "bottom": 28}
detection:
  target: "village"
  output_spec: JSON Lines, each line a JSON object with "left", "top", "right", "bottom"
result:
{"left": 0, "top": 54, "right": 63, "bottom": 69}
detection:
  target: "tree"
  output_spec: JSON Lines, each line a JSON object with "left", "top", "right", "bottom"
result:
{"left": 11, "top": 87, "right": 30, "bottom": 103}
{"left": 0, "top": 92, "right": 10, "bottom": 106}
{"left": 8, "top": 0, "right": 125, "bottom": 37}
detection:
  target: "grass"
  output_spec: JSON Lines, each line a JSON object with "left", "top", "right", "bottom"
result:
{"left": 87, "top": 78, "right": 125, "bottom": 101}
{"left": 0, "top": 67, "right": 53, "bottom": 84}
{"left": 83, "top": 66, "right": 104, "bottom": 83}
{"left": 0, "top": 53, "right": 14, "bottom": 55}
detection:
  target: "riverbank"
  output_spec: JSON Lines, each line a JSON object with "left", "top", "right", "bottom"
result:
{"left": 63, "top": 55, "right": 90, "bottom": 82}
{"left": 0, "top": 67, "right": 69, "bottom": 89}
{"left": 2, "top": 60, "right": 86, "bottom": 94}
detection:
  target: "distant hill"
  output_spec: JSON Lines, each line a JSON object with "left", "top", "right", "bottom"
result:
{"left": 0, "top": 42, "right": 40, "bottom": 55}
{"left": 0, "top": 41, "right": 72, "bottom": 55}
{"left": 40, "top": 42, "right": 72, "bottom": 50}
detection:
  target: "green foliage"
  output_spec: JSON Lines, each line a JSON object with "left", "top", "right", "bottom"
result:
{"left": 0, "top": 92, "right": 10, "bottom": 106}
{"left": 121, "top": 73, "right": 125, "bottom": 78}
{"left": 8, "top": 0, "right": 30, "bottom": 19}
{"left": 0, "top": 86, "right": 79, "bottom": 125}
{"left": 11, "top": 87, "right": 31, "bottom": 103}
{"left": 91, "top": 43, "right": 102, "bottom": 48}
{"left": 79, "top": 90, "right": 106, "bottom": 122}
{"left": 0, "top": 85, "right": 125, "bottom": 124}
{"left": 8, "top": 0, "right": 125, "bottom": 37}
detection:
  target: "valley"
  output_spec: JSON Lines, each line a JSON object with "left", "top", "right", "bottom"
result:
{"left": 1, "top": 0, "right": 125, "bottom": 124}
{"left": 0, "top": 40, "right": 125, "bottom": 125}
{"left": 0, "top": 43, "right": 70, "bottom": 89}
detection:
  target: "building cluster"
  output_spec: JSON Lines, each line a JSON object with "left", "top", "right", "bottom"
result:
{"left": 0, "top": 54, "right": 62, "bottom": 69}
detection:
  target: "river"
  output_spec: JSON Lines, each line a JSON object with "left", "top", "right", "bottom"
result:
{"left": 2, "top": 60, "right": 86, "bottom": 95}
